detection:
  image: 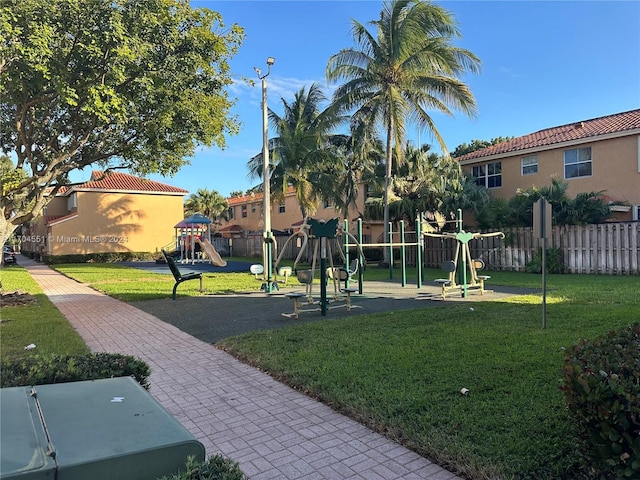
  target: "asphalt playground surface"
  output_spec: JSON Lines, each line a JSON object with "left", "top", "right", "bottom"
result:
{"left": 127, "top": 260, "right": 538, "bottom": 344}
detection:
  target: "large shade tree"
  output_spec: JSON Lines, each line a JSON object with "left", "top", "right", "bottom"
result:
{"left": 0, "top": 0, "right": 244, "bottom": 247}
{"left": 248, "top": 83, "right": 343, "bottom": 221}
{"left": 326, "top": 0, "right": 480, "bottom": 263}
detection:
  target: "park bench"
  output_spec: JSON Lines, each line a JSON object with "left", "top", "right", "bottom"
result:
{"left": 162, "top": 249, "right": 203, "bottom": 300}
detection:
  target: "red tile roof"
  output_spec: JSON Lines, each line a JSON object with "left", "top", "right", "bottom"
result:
{"left": 227, "top": 185, "right": 296, "bottom": 205}
{"left": 456, "top": 109, "right": 640, "bottom": 162}
{"left": 67, "top": 171, "right": 188, "bottom": 195}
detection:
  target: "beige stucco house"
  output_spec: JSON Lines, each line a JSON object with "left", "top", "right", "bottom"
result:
{"left": 220, "top": 110, "right": 640, "bottom": 240}
{"left": 219, "top": 186, "right": 384, "bottom": 243}
{"left": 23, "top": 171, "right": 188, "bottom": 256}
{"left": 455, "top": 109, "right": 640, "bottom": 222}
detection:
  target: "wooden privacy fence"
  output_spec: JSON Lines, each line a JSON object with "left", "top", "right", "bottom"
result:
{"left": 221, "top": 222, "right": 639, "bottom": 275}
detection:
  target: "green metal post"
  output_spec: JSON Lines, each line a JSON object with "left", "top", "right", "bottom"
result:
{"left": 357, "top": 218, "right": 363, "bottom": 294}
{"left": 388, "top": 222, "right": 393, "bottom": 279}
{"left": 400, "top": 220, "right": 406, "bottom": 287}
{"left": 320, "top": 236, "right": 327, "bottom": 316}
{"left": 458, "top": 209, "right": 468, "bottom": 298}
{"left": 344, "top": 219, "right": 350, "bottom": 288}
{"left": 416, "top": 213, "right": 423, "bottom": 288}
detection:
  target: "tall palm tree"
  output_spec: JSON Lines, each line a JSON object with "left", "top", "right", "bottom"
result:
{"left": 184, "top": 188, "right": 229, "bottom": 227}
{"left": 326, "top": 0, "right": 480, "bottom": 263}
{"left": 248, "top": 83, "right": 343, "bottom": 221}
{"left": 316, "top": 119, "right": 384, "bottom": 222}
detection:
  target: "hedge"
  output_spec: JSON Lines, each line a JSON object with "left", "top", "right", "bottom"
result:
{"left": 0, "top": 352, "right": 151, "bottom": 389}
{"left": 562, "top": 323, "right": 640, "bottom": 479}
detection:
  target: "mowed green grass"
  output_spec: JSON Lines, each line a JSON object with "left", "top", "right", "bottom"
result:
{"left": 0, "top": 265, "right": 89, "bottom": 359}
{"left": 3, "top": 261, "right": 638, "bottom": 479}
{"left": 216, "top": 272, "right": 639, "bottom": 479}
{"left": 51, "top": 260, "right": 303, "bottom": 301}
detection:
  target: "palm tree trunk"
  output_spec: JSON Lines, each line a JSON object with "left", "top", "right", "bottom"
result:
{"left": 382, "top": 117, "right": 394, "bottom": 266}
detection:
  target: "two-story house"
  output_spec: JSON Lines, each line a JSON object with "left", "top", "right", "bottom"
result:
{"left": 455, "top": 109, "right": 640, "bottom": 222}
{"left": 23, "top": 171, "right": 188, "bottom": 256}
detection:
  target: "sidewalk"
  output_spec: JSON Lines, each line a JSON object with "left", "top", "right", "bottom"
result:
{"left": 20, "top": 256, "right": 461, "bottom": 480}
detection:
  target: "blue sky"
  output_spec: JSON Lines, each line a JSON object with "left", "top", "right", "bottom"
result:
{"left": 79, "top": 0, "right": 640, "bottom": 197}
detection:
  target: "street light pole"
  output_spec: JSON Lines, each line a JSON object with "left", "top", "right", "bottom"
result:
{"left": 255, "top": 57, "right": 275, "bottom": 292}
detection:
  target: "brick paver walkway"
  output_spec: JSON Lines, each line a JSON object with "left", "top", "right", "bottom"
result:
{"left": 21, "top": 257, "right": 461, "bottom": 480}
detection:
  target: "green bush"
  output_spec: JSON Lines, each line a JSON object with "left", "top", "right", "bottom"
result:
{"left": 158, "top": 454, "right": 248, "bottom": 480}
{"left": 525, "top": 247, "right": 564, "bottom": 273}
{"left": 0, "top": 352, "right": 151, "bottom": 389}
{"left": 562, "top": 324, "right": 640, "bottom": 479}
{"left": 41, "top": 252, "right": 156, "bottom": 264}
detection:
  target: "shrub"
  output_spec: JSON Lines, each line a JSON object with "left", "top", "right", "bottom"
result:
{"left": 158, "top": 454, "right": 248, "bottom": 480}
{"left": 41, "top": 252, "right": 156, "bottom": 264}
{"left": 525, "top": 247, "right": 564, "bottom": 273}
{"left": 0, "top": 352, "right": 151, "bottom": 389}
{"left": 562, "top": 324, "right": 640, "bottom": 479}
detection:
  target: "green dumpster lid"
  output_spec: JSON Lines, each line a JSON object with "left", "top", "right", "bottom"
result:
{"left": 0, "top": 386, "right": 57, "bottom": 479}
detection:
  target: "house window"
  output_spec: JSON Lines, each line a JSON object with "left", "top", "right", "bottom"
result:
{"left": 473, "top": 162, "right": 502, "bottom": 188}
{"left": 278, "top": 204, "right": 285, "bottom": 214}
{"left": 241, "top": 205, "right": 247, "bottom": 218}
{"left": 323, "top": 199, "right": 333, "bottom": 209}
{"left": 228, "top": 207, "right": 234, "bottom": 220}
{"left": 521, "top": 156, "right": 538, "bottom": 176}
{"left": 564, "top": 147, "right": 592, "bottom": 179}
{"left": 633, "top": 205, "right": 640, "bottom": 221}
{"left": 67, "top": 192, "right": 77, "bottom": 211}
{"left": 251, "top": 203, "right": 256, "bottom": 213}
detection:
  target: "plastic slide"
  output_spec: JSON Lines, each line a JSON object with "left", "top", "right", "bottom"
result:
{"left": 196, "top": 238, "right": 227, "bottom": 267}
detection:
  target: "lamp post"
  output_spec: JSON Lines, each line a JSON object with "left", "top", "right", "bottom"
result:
{"left": 255, "top": 56, "right": 275, "bottom": 292}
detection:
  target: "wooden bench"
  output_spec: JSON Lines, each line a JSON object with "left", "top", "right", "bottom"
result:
{"left": 162, "top": 249, "right": 203, "bottom": 300}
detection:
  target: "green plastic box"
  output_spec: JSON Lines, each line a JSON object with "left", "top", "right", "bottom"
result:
{"left": 1, "top": 376, "right": 205, "bottom": 479}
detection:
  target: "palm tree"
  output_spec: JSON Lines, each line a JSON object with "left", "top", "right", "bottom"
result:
{"left": 248, "top": 83, "right": 343, "bottom": 221}
{"left": 184, "top": 188, "right": 229, "bottom": 227}
{"left": 326, "top": 0, "right": 480, "bottom": 263}
{"left": 316, "top": 119, "right": 384, "bottom": 222}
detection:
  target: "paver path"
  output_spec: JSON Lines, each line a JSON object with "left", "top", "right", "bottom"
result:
{"left": 21, "top": 257, "right": 461, "bottom": 480}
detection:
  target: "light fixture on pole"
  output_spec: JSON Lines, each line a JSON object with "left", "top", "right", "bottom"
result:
{"left": 255, "top": 56, "right": 275, "bottom": 292}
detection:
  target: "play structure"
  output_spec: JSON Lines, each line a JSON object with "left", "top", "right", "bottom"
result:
{"left": 270, "top": 217, "right": 365, "bottom": 318}
{"left": 173, "top": 213, "right": 227, "bottom": 267}
{"left": 423, "top": 210, "right": 504, "bottom": 299}
{"left": 340, "top": 209, "right": 503, "bottom": 299}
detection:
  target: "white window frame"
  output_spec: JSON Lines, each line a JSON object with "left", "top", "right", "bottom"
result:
{"left": 564, "top": 147, "right": 592, "bottom": 179}
{"left": 473, "top": 161, "right": 502, "bottom": 188}
{"left": 521, "top": 155, "right": 538, "bottom": 176}
{"left": 278, "top": 203, "right": 285, "bottom": 214}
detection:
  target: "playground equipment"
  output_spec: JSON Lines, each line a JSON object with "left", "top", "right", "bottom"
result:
{"left": 173, "top": 213, "right": 227, "bottom": 266}
{"left": 423, "top": 210, "right": 504, "bottom": 299}
{"left": 250, "top": 263, "right": 292, "bottom": 291}
{"left": 277, "top": 217, "right": 364, "bottom": 318}
{"left": 195, "top": 237, "right": 227, "bottom": 267}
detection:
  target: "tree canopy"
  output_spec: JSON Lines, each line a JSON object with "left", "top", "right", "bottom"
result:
{"left": 0, "top": 0, "right": 244, "bottom": 245}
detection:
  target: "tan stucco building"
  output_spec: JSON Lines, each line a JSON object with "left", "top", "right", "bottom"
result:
{"left": 23, "top": 171, "right": 188, "bottom": 256}
{"left": 219, "top": 186, "right": 384, "bottom": 242}
{"left": 220, "top": 110, "right": 640, "bottom": 238}
{"left": 456, "top": 109, "right": 640, "bottom": 222}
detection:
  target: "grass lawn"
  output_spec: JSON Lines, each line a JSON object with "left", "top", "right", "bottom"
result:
{"left": 2, "top": 260, "right": 638, "bottom": 479}
{"left": 0, "top": 265, "right": 89, "bottom": 359}
{"left": 216, "top": 271, "right": 639, "bottom": 480}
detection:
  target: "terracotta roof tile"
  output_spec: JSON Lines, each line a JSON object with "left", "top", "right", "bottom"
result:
{"left": 456, "top": 109, "right": 640, "bottom": 162}
{"left": 227, "top": 185, "right": 296, "bottom": 204}
{"left": 70, "top": 171, "right": 188, "bottom": 194}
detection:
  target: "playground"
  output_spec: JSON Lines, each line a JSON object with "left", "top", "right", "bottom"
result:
{"left": 130, "top": 279, "right": 533, "bottom": 344}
